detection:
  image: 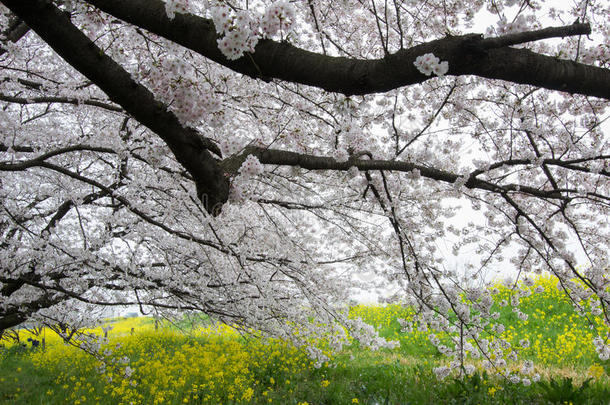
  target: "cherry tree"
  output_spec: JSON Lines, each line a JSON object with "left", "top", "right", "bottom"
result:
{"left": 0, "top": 0, "right": 609, "bottom": 376}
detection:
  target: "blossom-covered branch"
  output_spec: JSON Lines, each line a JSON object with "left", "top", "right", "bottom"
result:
{"left": 0, "top": 93, "right": 123, "bottom": 112}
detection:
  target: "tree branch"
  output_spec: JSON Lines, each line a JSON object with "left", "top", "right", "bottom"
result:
{"left": 476, "top": 23, "right": 591, "bottom": 50}
{"left": 0, "top": 93, "right": 123, "bottom": 112}
{"left": 226, "top": 146, "right": 581, "bottom": 200}
{"left": 0, "top": 143, "right": 115, "bottom": 161}
{"left": 85, "top": 0, "right": 610, "bottom": 99}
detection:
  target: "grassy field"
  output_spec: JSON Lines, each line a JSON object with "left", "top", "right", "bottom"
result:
{"left": 1, "top": 275, "right": 609, "bottom": 404}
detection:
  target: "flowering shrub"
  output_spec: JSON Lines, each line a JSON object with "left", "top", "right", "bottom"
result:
{"left": 3, "top": 319, "right": 312, "bottom": 404}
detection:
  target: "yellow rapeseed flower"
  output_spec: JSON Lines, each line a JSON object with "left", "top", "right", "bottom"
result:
{"left": 588, "top": 364, "right": 605, "bottom": 379}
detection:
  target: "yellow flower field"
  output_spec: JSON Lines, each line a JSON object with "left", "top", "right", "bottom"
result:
{"left": 4, "top": 321, "right": 311, "bottom": 404}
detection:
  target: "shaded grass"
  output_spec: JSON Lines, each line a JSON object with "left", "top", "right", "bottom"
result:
{"left": 0, "top": 350, "right": 61, "bottom": 405}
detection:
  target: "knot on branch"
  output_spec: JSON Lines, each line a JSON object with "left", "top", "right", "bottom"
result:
{"left": 174, "top": 132, "right": 229, "bottom": 216}
{"left": 192, "top": 149, "right": 229, "bottom": 216}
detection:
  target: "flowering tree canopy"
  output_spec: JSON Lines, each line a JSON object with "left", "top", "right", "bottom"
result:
{"left": 0, "top": 0, "right": 609, "bottom": 375}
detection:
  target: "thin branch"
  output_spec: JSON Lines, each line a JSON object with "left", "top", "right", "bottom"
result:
{"left": 476, "top": 23, "right": 591, "bottom": 50}
{"left": 226, "top": 146, "right": 581, "bottom": 200}
{"left": 0, "top": 93, "right": 123, "bottom": 112}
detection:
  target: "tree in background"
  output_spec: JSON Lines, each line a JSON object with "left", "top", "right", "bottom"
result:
{"left": 0, "top": 0, "right": 608, "bottom": 376}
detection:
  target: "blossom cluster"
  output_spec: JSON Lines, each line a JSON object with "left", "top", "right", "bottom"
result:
{"left": 346, "top": 317, "right": 399, "bottom": 352}
{"left": 164, "top": 0, "right": 191, "bottom": 20}
{"left": 593, "top": 336, "right": 610, "bottom": 361}
{"left": 261, "top": 0, "right": 296, "bottom": 38}
{"left": 492, "top": 15, "right": 531, "bottom": 35}
{"left": 413, "top": 53, "right": 449, "bottom": 77}
{"left": 343, "top": 126, "right": 370, "bottom": 153}
{"left": 209, "top": 1, "right": 296, "bottom": 60}
{"left": 239, "top": 154, "right": 264, "bottom": 179}
{"left": 143, "top": 56, "right": 222, "bottom": 126}
{"left": 169, "top": 85, "right": 221, "bottom": 126}
{"left": 230, "top": 154, "right": 264, "bottom": 203}
{"left": 333, "top": 147, "right": 350, "bottom": 163}
{"left": 211, "top": 6, "right": 259, "bottom": 60}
